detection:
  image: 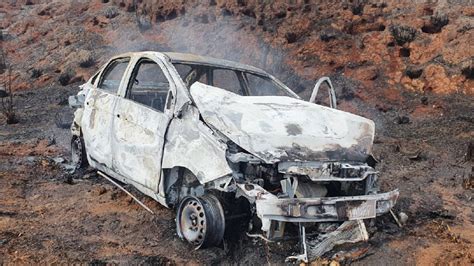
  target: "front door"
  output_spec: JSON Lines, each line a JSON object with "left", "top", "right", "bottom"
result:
{"left": 112, "top": 57, "right": 174, "bottom": 192}
{"left": 82, "top": 57, "right": 130, "bottom": 168}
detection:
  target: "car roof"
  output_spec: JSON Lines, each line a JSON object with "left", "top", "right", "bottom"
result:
{"left": 162, "top": 52, "right": 266, "bottom": 74}
{"left": 112, "top": 51, "right": 268, "bottom": 75}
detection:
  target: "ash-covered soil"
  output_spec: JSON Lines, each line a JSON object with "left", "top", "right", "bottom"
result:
{"left": 0, "top": 0, "right": 473, "bottom": 264}
{"left": 0, "top": 82, "right": 472, "bottom": 265}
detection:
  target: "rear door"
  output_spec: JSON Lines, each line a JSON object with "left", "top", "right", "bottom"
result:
{"left": 82, "top": 57, "right": 130, "bottom": 168}
{"left": 112, "top": 56, "right": 175, "bottom": 191}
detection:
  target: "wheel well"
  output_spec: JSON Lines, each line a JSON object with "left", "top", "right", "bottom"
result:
{"left": 163, "top": 167, "right": 204, "bottom": 208}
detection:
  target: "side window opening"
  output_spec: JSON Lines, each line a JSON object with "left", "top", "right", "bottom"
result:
{"left": 212, "top": 68, "right": 245, "bottom": 95}
{"left": 173, "top": 63, "right": 193, "bottom": 80}
{"left": 244, "top": 73, "right": 292, "bottom": 97}
{"left": 98, "top": 58, "right": 130, "bottom": 94}
{"left": 127, "top": 59, "right": 170, "bottom": 112}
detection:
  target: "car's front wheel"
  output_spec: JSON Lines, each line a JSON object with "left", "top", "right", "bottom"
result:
{"left": 176, "top": 194, "right": 225, "bottom": 249}
{"left": 71, "top": 135, "right": 87, "bottom": 169}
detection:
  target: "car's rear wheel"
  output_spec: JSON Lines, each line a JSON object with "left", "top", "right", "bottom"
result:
{"left": 176, "top": 194, "right": 225, "bottom": 249}
{"left": 71, "top": 135, "right": 87, "bottom": 169}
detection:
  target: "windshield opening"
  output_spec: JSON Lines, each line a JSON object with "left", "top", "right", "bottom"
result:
{"left": 172, "top": 63, "right": 294, "bottom": 97}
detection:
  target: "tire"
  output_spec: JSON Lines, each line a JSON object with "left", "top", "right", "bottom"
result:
{"left": 71, "top": 135, "right": 88, "bottom": 169}
{"left": 176, "top": 194, "right": 225, "bottom": 249}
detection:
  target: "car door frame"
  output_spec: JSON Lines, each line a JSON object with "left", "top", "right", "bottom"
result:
{"left": 110, "top": 53, "right": 177, "bottom": 201}
{"left": 81, "top": 56, "right": 132, "bottom": 170}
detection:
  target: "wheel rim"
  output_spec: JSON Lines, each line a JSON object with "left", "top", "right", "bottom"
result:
{"left": 176, "top": 195, "right": 225, "bottom": 249}
{"left": 71, "top": 137, "right": 83, "bottom": 167}
{"left": 179, "top": 197, "right": 207, "bottom": 246}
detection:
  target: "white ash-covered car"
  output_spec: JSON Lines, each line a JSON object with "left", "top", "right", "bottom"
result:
{"left": 69, "top": 51, "right": 398, "bottom": 260}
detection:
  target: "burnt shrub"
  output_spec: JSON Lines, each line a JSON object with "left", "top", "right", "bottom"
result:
{"left": 137, "top": 15, "right": 152, "bottom": 32}
{"left": 30, "top": 68, "right": 42, "bottom": 78}
{"left": 1, "top": 69, "right": 19, "bottom": 124}
{"left": 422, "top": 14, "right": 449, "bottom": 34}
{"left": 166, "top": 9, "right": 177, "bottom": 20}
{"left": 390, "top": 25, "right": 417, "bottom": 45}
{"left": 0, "top": 61, "right": 5, "bottom": 75}
{"left": 320, "top": 29, "right": 338, "bottom": 42}
{"left": 461, "top": 62, "right": 473, "bottom": 80}
{"left": 285, "top": 32, "right": 299, "bottom": 44}
{"left": 79, "top": 57, "right": 96, "bottom": 68}
{"left": 104, "top": 7, "right": 118, "bottom": 19}
{"left": 137, "top": 15, "right": 152, "bottom": 31}
{"left": 221, "top": 8, "right": 232, "bottom": 16}
{"left": 58, "top": 72, "right": 72, "bottom": 86}
{"left": 405, "top": 67, "right": 423, "bottom": 79}
{"left": 351, "top": 3, "right": 364, "bottom": 15}
{"left": 126, "top": 4, "right": 136, "bottom": 13}
{"left": 399, "top": 47, "right": 410, "bottom": 57}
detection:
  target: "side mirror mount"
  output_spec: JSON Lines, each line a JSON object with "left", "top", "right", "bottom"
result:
{"left": 309, "top": 77, "right": 337, "bottom": 109}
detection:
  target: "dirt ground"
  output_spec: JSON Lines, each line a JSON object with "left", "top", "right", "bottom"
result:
{"left": 0, "top": 0, "right": 473, "bottom": 265}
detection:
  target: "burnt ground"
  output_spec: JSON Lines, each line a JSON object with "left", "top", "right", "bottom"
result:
{"left": 0, "top": 83, "right": 472, "bottom": 265}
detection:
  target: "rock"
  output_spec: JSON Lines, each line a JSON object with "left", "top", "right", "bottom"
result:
{"left": 53, "top": 157, "right": 65, "bottom": 164}
{"left": 398, "top": 212, "right": 408, "bottom": 225}
{"left": 26, "top": 156, "right": 37, "bottom": 163}
{"left": 94, "top": 186, "right": 107, "bottom": 196}
{"left": 421, "top": 96, "right": 428, "bottom": 105}
{"left": 47, "top": 136, "right": 56, "bottom": 146}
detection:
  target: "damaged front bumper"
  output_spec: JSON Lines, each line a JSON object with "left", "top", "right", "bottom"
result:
{"left": 236, "top": 183, "right": 399, "bottom": 233}
{"left": 257, "top": 190, "right": 399, "bottom": 223}
{"left": 237, "top": 183, "right": 399, "bottom": 262}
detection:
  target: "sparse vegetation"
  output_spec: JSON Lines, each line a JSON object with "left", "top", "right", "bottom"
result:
{"left": 31, "top": 68, "right": 42, "bottom": 78}
{"left": 0, "top": 32, "right": 17, "bottom": 124}
{"left": 1, "top": 68, "right": 19, "bottom": 124}
{"left": 390, "top": 25, "right": 417, "bottom": 46}
{"left": 422, "top": 14, "right": 449, "bottom": 34}
{"left": 405, "top": 66, "right": 423, "bottom": 79}
{"left": 104, "top": 7, "right": 118, "bottom": 19}
{"left": 461, "top": 61, "right": 473, "bottom": 80}
{"left": 79, "top": 56, "right": 96, "bottom": 68}
{"left": 58, "top": 72, "right": 72, "bottom": 86}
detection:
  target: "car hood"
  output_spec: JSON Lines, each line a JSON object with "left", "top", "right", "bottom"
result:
{"left": 190, "top": 82, "right": 375, "bottom": 163}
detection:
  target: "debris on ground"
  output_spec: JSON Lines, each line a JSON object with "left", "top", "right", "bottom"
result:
{"left": 288, "top": 220, "right": 369, "bottom": 263}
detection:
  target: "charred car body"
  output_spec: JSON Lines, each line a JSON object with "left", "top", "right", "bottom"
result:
{"left": 69, "top": 52, "right": 398, "bottom": 261}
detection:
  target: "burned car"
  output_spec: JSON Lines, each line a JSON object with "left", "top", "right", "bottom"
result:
{"left": 69, "top": 52, "right": 398, "bottom": 261}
